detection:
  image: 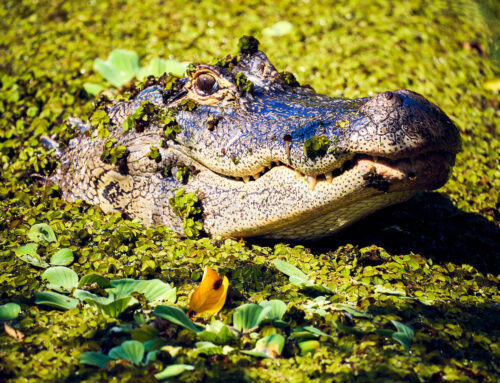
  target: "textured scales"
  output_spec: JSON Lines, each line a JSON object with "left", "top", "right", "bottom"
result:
{"left": 51, "top": 39, "right": 461, "bottom": 240}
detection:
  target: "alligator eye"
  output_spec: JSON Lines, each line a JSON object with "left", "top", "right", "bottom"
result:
{"left": 195, "top": 74, "right": 218, "bottom": 96}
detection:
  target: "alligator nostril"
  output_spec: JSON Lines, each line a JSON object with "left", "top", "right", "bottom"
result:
{"left": 383, "top": 91, "right": 394, "bottom": 100}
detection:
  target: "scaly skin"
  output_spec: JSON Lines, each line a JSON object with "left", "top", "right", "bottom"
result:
{"left": 51, "top": 41, "right": 461, "bottom": 240}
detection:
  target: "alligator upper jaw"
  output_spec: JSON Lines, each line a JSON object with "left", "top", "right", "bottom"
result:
{"left": 188, "top": 148, "right": 455, "bottom": 193}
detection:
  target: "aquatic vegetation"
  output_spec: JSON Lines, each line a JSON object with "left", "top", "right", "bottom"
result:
{"left": 0, "top": 0, "right": 498, "bottom": 382}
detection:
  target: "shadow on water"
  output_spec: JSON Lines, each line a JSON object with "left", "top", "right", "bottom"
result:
{"left": 252, "top": 192, "right": 500, "bottom": 275}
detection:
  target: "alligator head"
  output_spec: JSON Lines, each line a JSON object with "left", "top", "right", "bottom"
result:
{"left": 51, "top": 37, "right": 461, "bottom": 240}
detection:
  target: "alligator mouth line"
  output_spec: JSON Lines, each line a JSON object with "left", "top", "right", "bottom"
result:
{"left": 215, "top": 151, "right": 455, "bottom": 191}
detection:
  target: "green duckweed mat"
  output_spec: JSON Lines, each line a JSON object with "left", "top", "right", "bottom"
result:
{"left": 0, "top": 0, "right": 499, "bottom": 382}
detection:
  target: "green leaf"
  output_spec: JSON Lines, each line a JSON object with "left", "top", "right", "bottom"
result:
{"left": 390, "top": 320, "right": 415, "bottom": 350}
{"left": 94, "top": 49, "right": 140, "bottom": 87}
{"left": 35, "top": 291, "right": 79, "bottom": 310}
{"left": 80, "top": 352, "right": 111, "bottom": 368}
{"left": 154, "top": 305, "right": 203, "bottom": 333}
{"left": 78, "top": 273, "right": 111, "bottom": 288}
{"left": 233, "top": 304, "right": 272, "bottom": 332}
{"left": 273, "top": 259, "right": 313, "bottom": 287}
{"left": 108, "top": 279, "right": 176, "bottom": 303}
{"left": 374, "top": 286, "right": 407, "bottom": 296}
{"left": 241, "top": 334, "right": 285, "bottom": 359}
{"left": 259, "top": 300, "right": 287, "bottom": 321}
{"left": 15, "top": 243, "right": 49, "bottom": 268}
{"left": 290, "top": 326, "right": 331, "bottom": 340}
{"left": 50, "top": 248, "right": 74, "bottom": 266}
{"left": 263, "top": 21, "right": 294, "bottom": 36}
{"left": 83, "top": 82, "right": 105, "bottom": 97}
{"left": 298, "top": 340, "right": 320, "bottom": 356}
{"left": 131, "top": 325, "right": 159, "bottom": 342}
{"left": 28, "top": 223, "right": 57, "bottom": 243}
{"left": 138, "top": 58, "right": 188, "bottom": 80}
{"left": 198, "top": 321, "right": 239, "bottom": 344}
{"left": 194, "top": 341, "right": 234, "bottom": 356}
{"left": 0, "top": 303, "right": 21, "bottom": 321}
{"left": 42, "top": 266, "right": 79, "bottom": 292}
{"left": 154, "top": 364, "right": 194, "bottom": 380}
{"left": 334, "top": 304, "right": 373, "bottom": 319}
{"left": 109, "top": 340, "right": 145, "bottom": 365}
{"left": 85, "top": 296, "right": 135, "bottom": 318}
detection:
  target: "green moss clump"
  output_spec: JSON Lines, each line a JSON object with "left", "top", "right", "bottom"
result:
{"left": 238, "top": 35, "right": 260, "bottom": 55}
{"left": 303, "top": 135, "right": 331, "bottom": 158}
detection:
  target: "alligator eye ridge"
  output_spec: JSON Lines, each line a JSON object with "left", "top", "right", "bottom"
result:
{"left": 196, "top": 73, "right": 218, "bottom": 96}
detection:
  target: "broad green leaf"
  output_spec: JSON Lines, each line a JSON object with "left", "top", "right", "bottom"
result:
{"left": 85, "top": 296, "right": 135, "bottom": 318}
{"left": 78, "top": 273, "right": 111, "bottom": 288}
{"left": 42, "top": 266, "right": 79, "bottom": 292}
{"left": 108, "top": 279, "right": 176, "bottom": 303}
{"left": 154, "top": 364, "right": 194, "bottom": 380}
{"left": 298, "top": 340, "right": 320, "bottom": 356}
{"left": 390, "top": 320, "right": 415, "bottom": 350}
{"left": 80, "top": 352, "right": 111, "bottom": 368}
{"left": 94, "top": 49, "right": 140, "bottom": 87}
{"left": 241, "top": 334, "right": 285, "bottom": 359}
{"left": 374, "top": 286, "right": 406, "bottom": 296}
{"left": 0, "top": 303, "right": 21, "bottom": 321}
{"left": 138, "top": 58, "right": 188, "bottom": 80}
{"left": 109, "top": 340, "right": 144, "bottom": 365}
{"left": 259, "top": 300, "right": 287, "bottom": 321}
{"left": 144, "top": 350, "right": 158, "bottom": 365}
{"left": 334, "top": 304, "right": 373, "bottom": 319}
{"left": 28, "top": 223, "right": 57, "bottom": 243}
{"left": 50, "top": 248, "right": 74, "bottom": 266}
{"left": 273, "top": 259, "right": 312, "bottom": 287}
{"left": 290, "top": 326, "right": 331, "bottom": 340}
{"left": 15, "top": 243, "right": 49, "bottom": 268}
{"left": 233, "top": 304, "right": 272, "bottom": 332}
{"left": 131, "top": 325, "right": 159, "bottom": 342}
{"left": 154, "top": 305, "right": 202, "bottom": 333}
{"left": 83, "top": 82, "right": 105, "bottom": 97}
{"left": 143, "top": 338, "right": 166, "bottom": 352}
{"left": 35, "top": 291, "right": 79, "bottom": 310}
{"left": 263, "top": 21, "right": 294, "bottom": 36}
{"left": 194, "top": 341, "right": 234, "bottom": 356}
{"left": 198, "top": 320, "right": 238, "bottom": 344}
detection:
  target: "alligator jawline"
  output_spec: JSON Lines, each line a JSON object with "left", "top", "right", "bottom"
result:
{"left": 204, "top": 151, "right": 453, "bottom": 191}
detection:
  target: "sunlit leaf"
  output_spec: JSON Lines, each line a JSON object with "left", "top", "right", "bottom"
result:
{"left": 80, "top": 352, "right": 111, "bottom": 368}
{"left": 42, "top": 266, "right": 79, "bottom": 292}
{"left": 35, "top": 291, "right": 79, "bottom": 310}
{"left": 108, "top": 340, "right": 144, "bottom": 365}
{"left": 194, "top": 341, "right": 234, "bottom": 356}
{"left": 374, "top": 286, "right": 406, "bottom": 296}
{"left": 85, "top": 296, "right": 135, "bottom": 318}
{"left": 233, "top": 303, "right": 271, "bottom": 332}
{"left": 198, "top": 320, "right": 238, "bottom": 344}
{"left": 263, "top": 21, "right": 294, "bottom": 36}
{"left": 241, "top": 334, "right": 285, "bottom": 359}
{"left": 259, "top": 299, "right": 287, "bottom": 321}
{"left": 273, "top": 259, "right": 313, "bottom": 287}
{"left": 49, "top": 248, "right": 74, "bottom": 266}
{"left": 154, "top": 364, "right": 194, "bottom": 380}
{"left": 15, "top": 243, "right": 49, "bottom": 268}
{"left": 28, "top": 223, "right": 57, "bottom": 243}
{"left": 78, "top": 273, "right": 111, "bottom": 288}
{"left": 0, "top": 303, "right": 21, "bottom": 321}
{"left": 83, "top": 82, "right": 105, "bottom": 97}
{"left": 189, "top": 267, "right": 229, "bottom": 315}
{"left": 154, "top": 305, "right": 203, "bottom": 333}
{"left": 108, "top": 278, "right": 176, "bottom": 303}
{"left": 298, "top": 340, "right": 319, "bottom": 356}
{"left": 94, "top": 49, "right": 140, "bottom": 87}
{"left": 138, "top": 58, "right": 188, "bottom": 80}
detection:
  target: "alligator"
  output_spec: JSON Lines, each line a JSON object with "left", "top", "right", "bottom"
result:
{"left": 49, "top": 37, "right": 461, "bottom": 240}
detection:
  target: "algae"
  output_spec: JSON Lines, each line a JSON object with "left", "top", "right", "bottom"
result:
{"left": 0, "top": 0, "right": 499, "bottom": 382}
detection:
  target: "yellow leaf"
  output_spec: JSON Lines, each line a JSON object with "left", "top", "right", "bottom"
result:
{"left": 189, "top": 266, "right": 229, "bottom": 315}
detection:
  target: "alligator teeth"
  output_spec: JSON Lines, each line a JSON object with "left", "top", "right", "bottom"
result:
{"left": 295, "top": 170, "right": 303, "bottom": 178}
{"left": 325, "top": 172, "right": 333, "bottom": 183}
{"left": 307, "top": 176, "right": 317, "bottom": 190}
{"left": 372, "top": 156, "right": 379, "bottom": 163}
{"left": 243, "top": 176, "right": 250, "bottom": 183}
{"left": 252, "top": 173, "right": 260, "bottom": 180}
